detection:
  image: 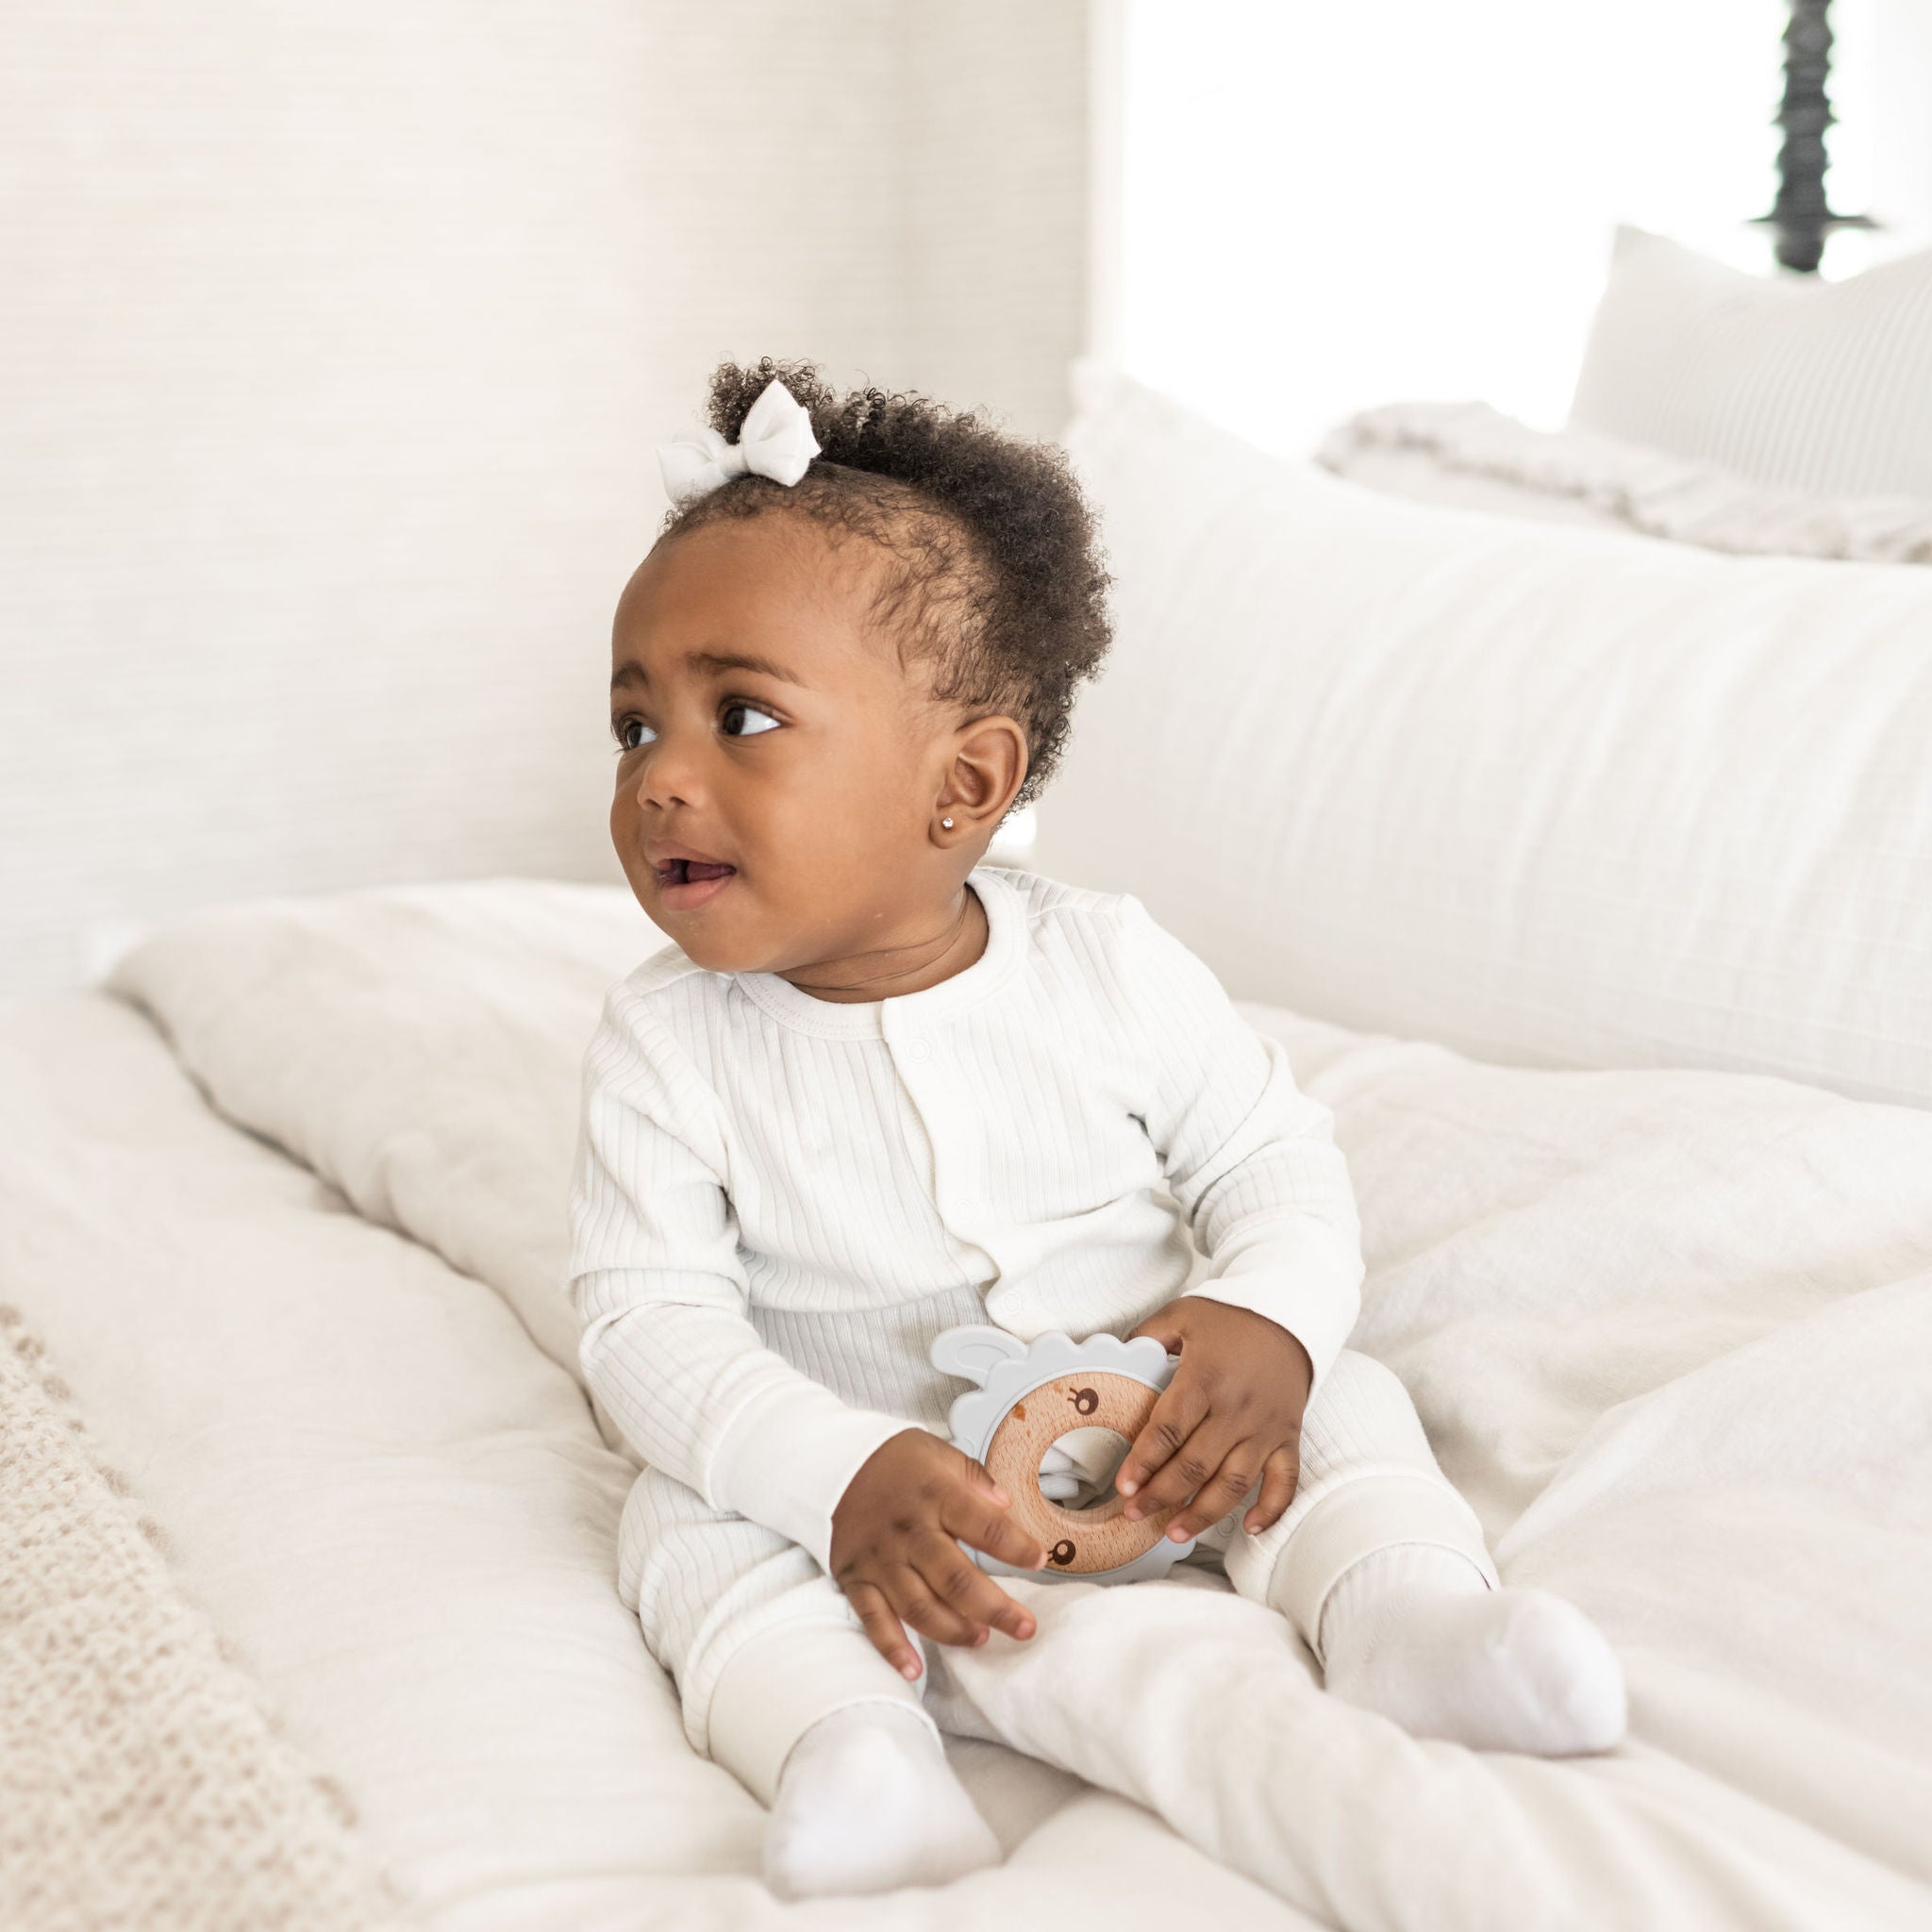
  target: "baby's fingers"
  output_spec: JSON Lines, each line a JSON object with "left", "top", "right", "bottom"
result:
{"left": 1123, "top": 1410, "right": 1236, "bottom": 1523}
{"left": 1115, "top": 1376, "right": 1209, "bottom": 1505}
{"left": 1244, "top": 1444, "right": 1301, "bottom": 1536}
{"left": 917, "top": 1536, "right": 1039, "bottom": 1643}
{"left": 952, "top": 1450, "right": 1011, "bottom": 1510}
{"left": 847, "top": 1579, "right": 924, "bottom": 1682}
{"left": 889, "top": 1565, "right": 989, "bottom": 1653}
{"left": 946, "top": 1492, "right": 1048, "bottom": 1575}
{"left": 1163, "top": 1444, "right": 1262, "bottom": 1541}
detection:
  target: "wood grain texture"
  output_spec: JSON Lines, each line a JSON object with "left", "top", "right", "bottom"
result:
{"left": 982, "top": 1371, "right": 1175, "bottom": 1574}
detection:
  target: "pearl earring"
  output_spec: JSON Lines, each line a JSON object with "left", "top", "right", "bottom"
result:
{"left": 941, "top": 816, "right": 955, "bottom": 829}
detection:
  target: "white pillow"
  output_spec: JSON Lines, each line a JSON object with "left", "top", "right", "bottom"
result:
{"left": 1044, "top": 364, "right": 1932, "bottom": 1109}
{"left": 1316, "top": 399, "right": 1932, "bottom": 563}
{"left": 1568, "top": 225, "right": 1932, "bottom": 500}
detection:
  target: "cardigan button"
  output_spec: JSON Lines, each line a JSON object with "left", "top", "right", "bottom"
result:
{"left": 904, "top": 1038, "right": 932, "bottom": 1063}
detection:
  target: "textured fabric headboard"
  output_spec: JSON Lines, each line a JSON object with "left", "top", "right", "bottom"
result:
{"left": 0, "top": 0, "right": 1089, "bottom": 994}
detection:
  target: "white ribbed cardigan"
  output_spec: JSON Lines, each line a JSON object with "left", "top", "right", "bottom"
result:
{"left": 568, "top": 867, "right": 1365, "bottom": 1572}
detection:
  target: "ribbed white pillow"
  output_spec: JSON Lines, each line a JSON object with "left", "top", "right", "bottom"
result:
{"left": 1044, "top": 364, "right": 1932, "bottom": 1108}
{"left": 1568, "top": 225, "right": 1932, "bottom": 500}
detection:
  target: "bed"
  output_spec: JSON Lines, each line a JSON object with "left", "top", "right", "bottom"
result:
{"left": 8, "top": 345, "right": 1932, "bottom": 1928}
{"left": 7, "top": 866, "right": 1930, "bottom": 1932}
{"left": 8, "top": 23, "right": 1932, "bottom": 1924}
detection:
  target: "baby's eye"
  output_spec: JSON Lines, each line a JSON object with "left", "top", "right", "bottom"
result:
{"left": 611, "top": 715, "right": 657, "bottom": 752}
{"left": 720, "top": 702, "right": 782, "bottom": 738}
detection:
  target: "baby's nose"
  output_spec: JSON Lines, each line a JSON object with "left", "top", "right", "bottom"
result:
{"left": 635, "top": 738, "right": 700, "bottom": 809}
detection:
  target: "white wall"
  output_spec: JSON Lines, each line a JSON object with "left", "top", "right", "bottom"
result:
{"left": 1871, "top": 0, "right": 1932, "bottom": 242}
{"left": 904, "top": 8, "right": 1090, "bottom": 438}
{"left": 0, "top": 1, "right": 1089, "bottom": 994}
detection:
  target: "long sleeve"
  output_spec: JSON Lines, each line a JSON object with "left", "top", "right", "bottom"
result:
{"left": 567, "top": 987, "right": 921, "bottom": 1571}
{"left": 1114, "top": 897, "right": 1365, "bottom": 1389}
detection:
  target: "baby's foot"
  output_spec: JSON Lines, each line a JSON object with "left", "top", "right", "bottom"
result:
{"left": 1317, "top": 1546, "right": 1626, "bottom": 1756}
{"left": 763, "top": 1701, "right": 1001, "bottom": 1900}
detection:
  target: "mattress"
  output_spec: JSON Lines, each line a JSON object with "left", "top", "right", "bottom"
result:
{"left": 2, "top": 877, "right": 1927, "bottom": 1931}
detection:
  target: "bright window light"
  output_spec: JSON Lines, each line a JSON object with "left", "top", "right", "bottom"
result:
{"left": 1105, "top": 0, "right": 1888, "bottom": 460}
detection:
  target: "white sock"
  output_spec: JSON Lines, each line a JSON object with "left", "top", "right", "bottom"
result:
{"left": 1315, "top": 1545, "right": 1627, "bottom": 1757}
{"left": 762, "top": 1700, "right": 1001, "bottom": 1901}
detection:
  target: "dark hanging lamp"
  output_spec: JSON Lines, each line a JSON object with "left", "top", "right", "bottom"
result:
{"left": 1750, "top": 0, "right": 1876, "bottom": 273}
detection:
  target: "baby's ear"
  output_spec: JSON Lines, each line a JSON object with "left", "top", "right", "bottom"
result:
{"left": 930, "top": 1324, "right": 1027, "bottom": 1387}
{"left": 946, "top": 714, "right": 1035, "bottom": 826}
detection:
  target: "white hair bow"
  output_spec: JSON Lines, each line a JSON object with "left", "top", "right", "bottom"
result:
{"left": 657, "top": 376, "right": 822, "bottom": 507}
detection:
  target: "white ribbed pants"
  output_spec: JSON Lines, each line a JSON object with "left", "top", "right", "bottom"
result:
{"left": 616, "top": 1290, "right": 1497, "bottom": 1805}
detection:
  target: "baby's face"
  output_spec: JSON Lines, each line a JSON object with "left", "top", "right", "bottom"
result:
{"left": 608, "top": 513, "right": 958, "bottom": 976}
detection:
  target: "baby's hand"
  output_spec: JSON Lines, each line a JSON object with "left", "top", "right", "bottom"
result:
{"left": 829, "top": 1431, "right": 1048, "bottom": 1680}
{"left": 1116, "top": 1299, "right": 1311, "bottom": 1541}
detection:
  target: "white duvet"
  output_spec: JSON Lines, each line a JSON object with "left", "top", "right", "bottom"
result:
{"left": 3, "top": 877, "right": 1928, "bottom": 1930}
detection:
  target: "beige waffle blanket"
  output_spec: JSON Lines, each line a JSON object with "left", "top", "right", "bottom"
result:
{"left": 0, "top": 1306, "right": 400, "bottom": 1932}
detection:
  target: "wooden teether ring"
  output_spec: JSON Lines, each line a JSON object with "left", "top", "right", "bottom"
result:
{"left": 981, "top": 1372, "right": 1178, "bottom": 1575}
{"left": 931, "top": 1324, "right": 1194, "bottom": 1584}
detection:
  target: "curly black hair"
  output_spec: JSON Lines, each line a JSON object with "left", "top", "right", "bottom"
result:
{"left": 660, "top": 358, "right": 1112, "bottom": 808}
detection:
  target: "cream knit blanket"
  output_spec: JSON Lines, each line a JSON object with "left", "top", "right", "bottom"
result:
{"left": 0, "top": 1306, "right": 400, "bottom": 1932}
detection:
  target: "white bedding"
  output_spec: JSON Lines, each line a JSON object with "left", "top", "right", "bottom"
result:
{"left": 1313, "top": 398, "right": 1932, "bottom": 562}
{"left": 5, "top": 877, "right": 1930, "bottom": 1929}
{"left": 1052, "top": 366, "right": 1932, "bottom": 1113}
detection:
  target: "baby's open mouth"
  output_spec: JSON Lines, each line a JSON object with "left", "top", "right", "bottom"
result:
{"left": 656, "top": 858, "right": 736, "bottom": 888}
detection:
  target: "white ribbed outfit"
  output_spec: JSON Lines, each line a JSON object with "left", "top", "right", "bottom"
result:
{"left": 569, "top": 867, "right": 1497, "bottom": 1803}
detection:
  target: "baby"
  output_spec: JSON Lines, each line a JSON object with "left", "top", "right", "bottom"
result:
{"left": 569, "top": 361, "right": 1625, "bottom": 1901}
